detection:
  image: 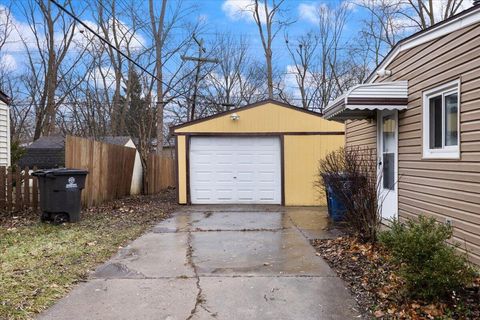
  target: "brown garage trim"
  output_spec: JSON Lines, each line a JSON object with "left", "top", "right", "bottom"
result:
{"left": 171, "top": 99, "right": 324, "bottom": 132}
{"left": 186, "top": 134, "right": 286, "bottom": 206}
{"left": 176, "top": 131, "right": 344, "bottom": 136}
{"left": 185, "top": 135, "right": 191, "bottom": 205}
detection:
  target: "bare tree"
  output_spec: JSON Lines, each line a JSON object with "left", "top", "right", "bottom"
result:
{"left": 149, "top": 0, "right": 167, "bottom": 153}
{"left": 285, "top": 32, "right": 319, "bottom": 110}
{"left": 250, "top": 0, "right": 290, "bottom": 99}
{"left": 0, "top": 3, "right": 13, "bottom": 53}
{"left": 405, "top": 0, "right": 466, "bottom": 29}
{"left": 19, "top": 0, "right": 83, "bottom": 140}
{"left": 0, "top": 3, "right": 15, "bottom": 92}
{"left": 148, "top": 0, "right": 200, "bottom": 150}
{"left": 355, "top": 0, "right": 468, "bottom": 66}
{"left": 202, "top": 33, "right": 250, "bottom": 110}
{"left": 315, "top": 2, "right": 352, "bottom": 111}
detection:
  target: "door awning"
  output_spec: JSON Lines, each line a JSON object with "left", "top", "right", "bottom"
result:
{"left": 323, "top": 81, "right": 408, "bottom": 122}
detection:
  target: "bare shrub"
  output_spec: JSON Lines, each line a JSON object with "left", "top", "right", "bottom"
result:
{"left": 317, "top": 146, "right": 381, "bottom": 243}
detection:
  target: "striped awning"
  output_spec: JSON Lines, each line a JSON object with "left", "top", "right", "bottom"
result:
{"left": 323, "top": 81, "right": 408, "bottom": 121}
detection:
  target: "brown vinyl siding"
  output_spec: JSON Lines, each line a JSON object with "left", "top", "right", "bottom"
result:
{"left": 346, "top": 21, "right": 480, "bottom": 265}
{"left": 345, "top": 119, "right": 377, "bottom": 151}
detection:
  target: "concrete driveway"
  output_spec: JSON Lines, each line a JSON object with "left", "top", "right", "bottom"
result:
{"left": 39, "top": 206, "right": 361, "bottom": 320}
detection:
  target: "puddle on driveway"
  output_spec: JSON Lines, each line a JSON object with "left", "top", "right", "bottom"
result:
{"left": 191, "top": 230, "right": 335, "bottom": 277}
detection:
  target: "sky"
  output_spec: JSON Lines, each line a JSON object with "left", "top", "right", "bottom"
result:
{"left": 1, "top": 0, "right": 365, "bottom": 77}
{"left": 1, "top": 0, "right": 473, "bottom": 103}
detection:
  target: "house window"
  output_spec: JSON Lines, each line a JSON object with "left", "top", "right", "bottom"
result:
{"left": 423, "top": 80, "right": 460, "bottom": 159}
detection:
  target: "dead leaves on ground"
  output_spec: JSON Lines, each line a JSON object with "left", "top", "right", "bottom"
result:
{"left": 311, "top": 237, "right": 480, "bottom": 320}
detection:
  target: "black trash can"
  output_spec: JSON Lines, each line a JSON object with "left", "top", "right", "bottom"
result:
{"left": 32, "top": 168, "right": 88, "bottom": 224}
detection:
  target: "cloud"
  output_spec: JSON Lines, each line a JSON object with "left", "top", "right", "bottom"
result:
{"left": 298, "top": 3, "right": 320, "bottom": 24}
{"left": 0, "top": 54, "right": 17, "bottom": 71}
{"left": 298, "top": 2, "right": 355, "bottom": 24}
{"left": 221, "top": 0, "right": 267, "bottom": 23}
{"left": 69, "top": 18, "right": 147, "bottom": 52}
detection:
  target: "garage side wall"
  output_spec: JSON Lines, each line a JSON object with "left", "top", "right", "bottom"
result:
{"left": 177, "top": 136, "right": 188, "bottom": 204}
{"left": 284, "top": 135, "right": 345, "bottom": 206}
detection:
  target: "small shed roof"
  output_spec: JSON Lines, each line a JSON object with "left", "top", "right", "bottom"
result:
{"left": 27, "top": 135, "right": 65, "bottom": 149}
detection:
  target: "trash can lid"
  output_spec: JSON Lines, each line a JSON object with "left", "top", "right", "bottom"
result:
{"left": 32, "top": 168, "right": 89, "bottom": 176}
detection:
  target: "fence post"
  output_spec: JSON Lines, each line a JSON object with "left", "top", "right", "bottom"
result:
{"left": 32, "top": 166, "right": 38, "bottom": 212}
{"left": 6, "top": 167, "right": 12, "bottom": 212}
{"left": 15, "top": 166, "right": 22, "bottom": 212}
{"left": 24, "top": 167, "right": 30, "bottom": 210}
{"left": 0, "top": 166, "right": 5, "bottom": 212}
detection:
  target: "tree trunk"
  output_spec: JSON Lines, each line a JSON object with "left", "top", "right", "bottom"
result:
{"left": 266, "top": 48, "right": 273, "bottom": 99}
{"left": 150, "top": 0, "right": 167, "bottom": 153}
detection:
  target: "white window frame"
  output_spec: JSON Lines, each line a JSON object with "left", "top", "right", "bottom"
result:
{"left": 422, "top": 80, "right": 460, "bottom": 159}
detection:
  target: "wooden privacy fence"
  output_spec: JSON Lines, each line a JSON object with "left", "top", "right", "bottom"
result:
{"left": 0, "top": 166, "right": 39, "bottom": 213}
{"left": 65, "top": 135, "right": 136, "bottom": 207}
{"left": 146, "top": 153, "right": 176, "bottom": 194}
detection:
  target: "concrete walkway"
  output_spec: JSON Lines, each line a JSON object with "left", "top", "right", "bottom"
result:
{"left": 39, "top": 206, "right": 361, "bottom": 320}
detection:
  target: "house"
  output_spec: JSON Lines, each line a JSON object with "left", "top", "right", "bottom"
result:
{"left": 172, "top": 100, "right": 344, "bottom": 206}
{"left": 0, "top": 89, "right": 10, "bottom": 166}
{"left": 323, "top": 5, "right": 480, "bottom": 264}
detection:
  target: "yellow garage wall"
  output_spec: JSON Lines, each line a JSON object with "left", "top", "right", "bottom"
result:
{"left": 174, "top": 102, "right": 344, "bottom": 133}
{"left": 176, "top": 136, "right": 187, "bottom": 204}
{"left": 284, "top": 135, "right": 345, "bottom": 206}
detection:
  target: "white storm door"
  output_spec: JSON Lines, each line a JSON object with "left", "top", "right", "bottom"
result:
{"left": 378, "top": 110, "right": 398, "bottom": 220}
{"left": 189, "top": 136, "right": 281, "bottom": 204}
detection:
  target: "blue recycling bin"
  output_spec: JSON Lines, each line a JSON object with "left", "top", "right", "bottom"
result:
{"left": 323, "top": 173, "right": 350, "bottom": 222}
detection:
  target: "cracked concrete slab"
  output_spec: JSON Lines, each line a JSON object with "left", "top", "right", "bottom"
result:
{"left": 93, "top": 232, "right": 195, "bottom": 279}
{"left": 198, "top": 276, "right": 360, "bottom": 320}
{"left": 37, "top": 279, "right": 198, "bottom": 320}
{"left": 38, "top": 205, "right": 360, "bottom": 320}
{"left": 192, "top": 230, "right": 335, "bottom": 277}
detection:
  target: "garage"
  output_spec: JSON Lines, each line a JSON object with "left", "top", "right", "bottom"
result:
{"left": 172, "top": 100, "right": 344, "bottom": 206}
{"left": 189, "top": 136, "right": 281, "bottom": 204}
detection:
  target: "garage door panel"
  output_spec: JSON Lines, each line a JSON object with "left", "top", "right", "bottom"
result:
{"left": 190, "top": 137, "right": 281, "bottom": 204}
{"left": 216, "top": 172, "right": 234, "bottom": 182}
{"left": 258, "top": 190, "right": 276, "bottom": 201}
{"left": 194, "top": 172, "right": 213, "bottom": 182}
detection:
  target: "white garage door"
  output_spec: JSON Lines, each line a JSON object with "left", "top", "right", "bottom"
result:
{"left": 189, "top": 136, "right": 281, "bottom": 204}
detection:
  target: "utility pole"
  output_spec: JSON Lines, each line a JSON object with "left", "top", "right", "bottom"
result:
{"left": 181, "top": 34, "right": 219, "bottom": 121}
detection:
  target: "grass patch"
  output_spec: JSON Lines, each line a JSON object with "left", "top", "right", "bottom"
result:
{"left": 0, "top": 191, "right": 176, "bottom": 320}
